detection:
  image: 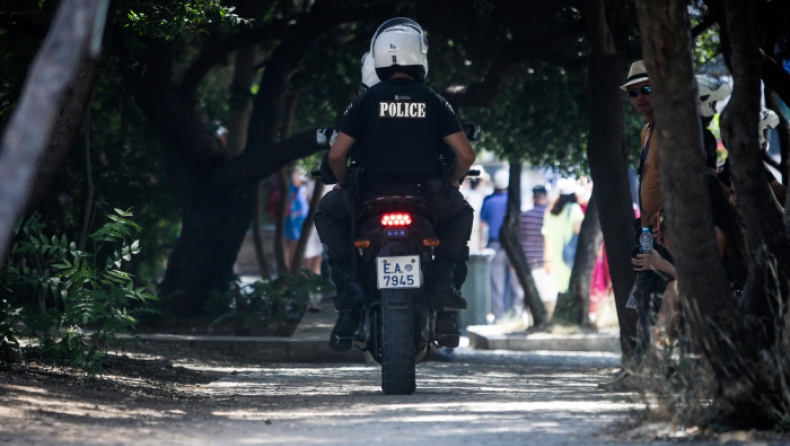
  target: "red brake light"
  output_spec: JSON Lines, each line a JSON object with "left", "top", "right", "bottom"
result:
{"left": 381, "top": 213, "right": 412, "bottom": 226}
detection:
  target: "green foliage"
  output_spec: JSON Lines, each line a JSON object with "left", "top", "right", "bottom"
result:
{"left": 246, "top": 271, "right": 334, "bottom": 324}
{"left": 463, "top": 63, "right": 589, "bottom": 173}
{"left": 0, "top": 299, "right": 22, "bottom": 349}
{"left": 292, "top": 18, "right": 591, "bottom": 172}
{"left": 36, "top": 62, "right": 182, "bottom": 286}
{"left": 0, "top": 210, "right": 156, "bottom": 372}
{"left": 689, "top": 0, "right": 721, "bottom": 66}
{"left": 117, "top": 0, "right": 251, "bottom": 53}
{"left": 207, "top": 272, "right": 335, "bottom": 336}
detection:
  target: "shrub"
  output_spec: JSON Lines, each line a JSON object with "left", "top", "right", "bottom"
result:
{"left": 0, "top": 209, "right": 155, "bottom": 371}
{"left": 207, "top": 271, "right": 335, "bottom": 336}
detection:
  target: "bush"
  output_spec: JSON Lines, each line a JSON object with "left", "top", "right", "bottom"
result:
{"left": 0, "top": 209, "right": 156, "bottom": 371}
{"left": 207, "top": 271, "right": 335, "bottom": 336}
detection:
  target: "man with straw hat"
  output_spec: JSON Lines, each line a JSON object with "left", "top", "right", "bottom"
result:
{"left": 622, "top": 60, "right": 661, "bottom": 228}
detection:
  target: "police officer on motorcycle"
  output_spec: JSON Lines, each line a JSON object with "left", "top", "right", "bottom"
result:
{"left": 315, "top": 18, "right": 476, "bottom": 352}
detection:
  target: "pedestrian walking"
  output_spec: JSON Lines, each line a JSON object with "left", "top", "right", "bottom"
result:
{"left": 461, "top": 165, "right": 490, "bottom": 253}
{"left": 284, "top": 169, "right": 309, "bottom": 269}
{"left": 481, "top": 168, "right": 523, "bottom": 320}
{"left": 542, "top": 180, "right": 584, "bottom": 298}
{"left": 520, "top": 185, "right": 556, "bottom": 313}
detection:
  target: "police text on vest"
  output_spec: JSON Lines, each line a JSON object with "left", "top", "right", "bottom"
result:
{"left": 378, "top": 102, "right": 426, "bottom": 118}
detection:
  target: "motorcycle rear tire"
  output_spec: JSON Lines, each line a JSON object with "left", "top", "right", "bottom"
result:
{"left": 380, "top": 289, "right": 416, "bottom": 395}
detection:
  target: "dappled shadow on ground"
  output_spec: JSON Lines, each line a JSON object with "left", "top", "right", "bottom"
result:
{"left": 0, "top": 347, "right": 638, "bottom": 446}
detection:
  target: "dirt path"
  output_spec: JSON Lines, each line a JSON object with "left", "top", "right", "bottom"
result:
{"left": 0, "top": 346, "right": 657, "bottom": 445}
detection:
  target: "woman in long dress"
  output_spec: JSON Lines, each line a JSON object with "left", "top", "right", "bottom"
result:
{"left": 542, "top": 181, "right": 584, "bottom": 296}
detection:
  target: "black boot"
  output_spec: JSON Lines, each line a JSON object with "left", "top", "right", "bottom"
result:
{"left": 329, "top": 261, "right": 365, "bottom": 352}
{"left": 435, "top": 310, "right": 461, "bottom": 348}
{"left": 430, "top": 259, "right": 468, "bottom": 309}
{"left": 330, "top": 309, "right": 362, "bottom": 352}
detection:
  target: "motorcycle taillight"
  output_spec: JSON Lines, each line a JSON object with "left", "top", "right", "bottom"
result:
{"left": 381, "top": 212, "right": 412, "bottom": 226}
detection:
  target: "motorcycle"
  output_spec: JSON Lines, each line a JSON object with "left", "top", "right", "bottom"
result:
{"left": 314, "top": 124, "right": 481, "bottom": 395}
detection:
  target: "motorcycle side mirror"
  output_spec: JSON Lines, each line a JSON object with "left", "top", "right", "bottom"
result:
{"left": 462, "top": 123, "right": 482, "bottom": 142}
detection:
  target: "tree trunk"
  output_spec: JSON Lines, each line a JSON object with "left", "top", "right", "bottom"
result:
{"left": 635, "top": 0, "right": 784, "bottom": 418}
{"left": 135, "top": 5, "right": 385, "bottom": 316}
{"left": 25, "top": 26, "right": 111, "bottom": 215}
{"left": 78, "top": 102, "right": 95, "bottom": 252}
{"left": 761, "top": 52, "right": 790, "bottom": 109}
{"left": 252, "top": 183, "right": 270, "bottom": 279}
{"left": 637, "top": 0, "right": 735, "bottom": 355}
{"left": 224, "top": 44, "right": 256, "bottom": 158}
{"left": 553, "top": 193, "right": 602, "bottom": 327}
{"left": 585, "top": 0, "right": 639, "bottom": 361}
{"left": 162, "top": 181, "right": 259, "bottom": 316}
{"left": 290, "top": 179, "right": 324, "bottom": 275}
{"left": 500, "top": 160, "right": 547, "bottom": 327}
{"left": 222, "top": 0, "right": 263, "bottom": 158}
{"left": 720, "top": 1, "right": 790, "bottom": 414}
{"left": 273, "top": 167, "right": 290, "bottom": 275}
{"left": 723, "top": 0, "right": 790, "bottom": 325}
{"left": 272, "top": 83, "right": 301, "bottom": 275}
{"left": 158, "top": 133, "right": 324, "bottom": 317}
{"left": 764, "top": 88, "right": 790, "bottom": 191}
{"left": 0, "top": 0, "right": 98, "bottom": 261}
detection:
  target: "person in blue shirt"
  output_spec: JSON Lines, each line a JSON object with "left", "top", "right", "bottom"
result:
{"left": 284, "top": 170, "right": 309, "bottom": 268}
{"left": 480, "top": 168, "right": 523, "bottom": 319}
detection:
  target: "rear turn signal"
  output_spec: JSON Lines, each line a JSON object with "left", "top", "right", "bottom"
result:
{"left": 354, "top": 240, "right": 371, "bottom": 248}
{"left": 423, "top": 238, "right": 440, "bottom": 247}
{"left": 381, "top": 213, "right": 412, "bottom": 226}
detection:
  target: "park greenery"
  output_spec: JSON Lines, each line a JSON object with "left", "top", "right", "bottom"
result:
{"left": 0, "top": 209, "right": 155, "bottom": 372}
{"left": 2, "top": 0, "right": 790, "bottom": 431}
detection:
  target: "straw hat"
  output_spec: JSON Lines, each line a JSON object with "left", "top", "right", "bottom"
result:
{"left": 620, "top": 60, "right": 649, "bottom": 91}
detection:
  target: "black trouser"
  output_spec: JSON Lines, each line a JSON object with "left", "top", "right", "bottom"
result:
{"left": 315, "top": 178, "right": 474, "bottom": 268}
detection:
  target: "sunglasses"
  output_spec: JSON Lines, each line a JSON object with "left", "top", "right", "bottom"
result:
{"left": 628, "top": 86, "right": 652, "bottom": 97}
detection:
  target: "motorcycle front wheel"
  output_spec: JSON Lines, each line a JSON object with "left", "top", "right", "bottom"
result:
{"left": 380, "top": 289, "right": 416, "bottom": 395}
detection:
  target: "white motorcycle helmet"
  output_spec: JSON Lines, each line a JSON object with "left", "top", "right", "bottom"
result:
{"left": 360, "top": 52, "right": 379, "bottom": 89}
{"left": 695, "top": 74, "right": 732, "bottom": 118}
{"left": 759, "top": 108, "right": 780, "bottom": 150}
{"left": 370, "top": 17, "right": 429, "bottom": 82}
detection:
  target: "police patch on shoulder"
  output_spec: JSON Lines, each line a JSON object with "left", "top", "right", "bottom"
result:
{"left": 379, "top": 102, "right": 426, "bottom": 118}
{"left": 343, "top": 103, "right": 353, "bottom": 116}
{"left": 446, "top": 102, "right": 456, "bottom": 115}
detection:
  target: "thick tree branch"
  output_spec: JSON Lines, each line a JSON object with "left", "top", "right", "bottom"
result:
{"left": 760, "top": 51, "right": 790, "bottom": 108}
{"left": 443, "top": 23, "right": 585, "bottom": 108}
{"left": 692, "top": 13, "right": 716, "bottom": 38}
{"left": 213, "top": 131, "right": 326, "bottom": 187}
{"left": 178, "top": 0, "right": 401, "bottom": 101}
{"left": 178, "top": 20, "right": 291, "bottom": 100}
{"left": 500, "top": 160, "right": 547, "bottom": 327}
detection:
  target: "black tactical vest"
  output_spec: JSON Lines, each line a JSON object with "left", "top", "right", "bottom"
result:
{"left": 351, "top": 80, "right": 446, "bottom": 183}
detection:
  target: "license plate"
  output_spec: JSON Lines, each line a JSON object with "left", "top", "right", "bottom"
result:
{"left": 377, "top": 256, "right": 421, "bottom": 289}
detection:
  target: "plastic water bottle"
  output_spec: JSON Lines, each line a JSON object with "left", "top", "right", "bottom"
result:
{"left": 639, "top": 227, "right": 653, "bottom": 253}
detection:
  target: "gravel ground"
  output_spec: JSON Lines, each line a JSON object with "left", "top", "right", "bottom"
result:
{"left": 0, "top": 346, "right": 785, "bottom": 445}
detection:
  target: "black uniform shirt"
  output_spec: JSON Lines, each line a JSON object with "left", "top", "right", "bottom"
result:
{"left": 340, "top": 78, "right": 462, "bottom": 183}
